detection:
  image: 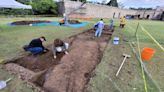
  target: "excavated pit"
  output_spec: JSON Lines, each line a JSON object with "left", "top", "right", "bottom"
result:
{"left": 4, "top": 25, "right": 114, "bottom": 92}
{"left": 11, "top": 20, "right": 81, "bottom": 26}
{"left": 11, "top": 20, "right": 51, "bottom": 25}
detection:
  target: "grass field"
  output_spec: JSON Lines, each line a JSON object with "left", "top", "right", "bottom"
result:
{"left": 0, "top": 17, "right": 92, "bottom": 92}
{"left": 0, "top": 17, "right": 92, "bottom": 60}
{"left": 0, "top": 17, "right": 163, "bottom": 92}
{"left": 87, "top": 20, "right": 164, "bottom": 92}
{"left": 126, "top": 20, "right": 164, "bottom": 92}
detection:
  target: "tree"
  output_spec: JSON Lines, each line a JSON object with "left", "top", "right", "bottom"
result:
{"left": 16, "top": 0, "right": 58, "bottom": 15}
{"left": 107, "top": 0, "right": 118, "bottom": 7}
{"left": 102, "top": 0, "right": 107, "bottom": 4}
{"left": 1, "top": 0, "right": 58, "bottom": 15}
{"left": 31, "top": 0, "right": 58, "bottom": 15}
{"left": 16, "top": 0, "right": 30, "bottom": 5}
{"left": 118, "top": 2, "right": 124, "bottom": 9}
{"left": 129, "top": 7, "right": 153, "bottom": 10}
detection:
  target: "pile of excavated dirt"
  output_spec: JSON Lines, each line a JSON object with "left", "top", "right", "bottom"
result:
{"left": 5, "top": 63, "right": 35, "bottom": 80}
{"left": 9, "top": 51, "right": 65, "bottom": 72}
{"left": 11, "top": 20, "right": 51, "bottom": 25}
{"left": 4, "top": 25, "right": 114, "bottom": 92}
{"left": 68, "top": 20, "right": 81, "bottom": 24}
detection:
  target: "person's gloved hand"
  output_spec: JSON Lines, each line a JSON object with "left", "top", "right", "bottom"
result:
{"left": 45, "top": 48, "right": 49, "bottom": 51}
{"left": 65, "top": 51, "right": 69, "bottom": 55}
{"left": 54, "top": 55, "right": 57, "bottom": 59}
{"left": 43, "top": 48, "right": 49, "bottom": 52}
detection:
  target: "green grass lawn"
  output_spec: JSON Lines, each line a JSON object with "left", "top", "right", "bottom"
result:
{"left": 126, "top": 20, "right": 164, "bottom": 92}
{"left": 0, "top": 17, "right": 163, "bottom": 92}
{"left": 0, "top": 17, "right": 93, "bottom": 60}
{"left": 87, "top": 20, "right": 164, "bottom": 92}
{"left": 0, "top": 17, "right": 93, "bottom": 92}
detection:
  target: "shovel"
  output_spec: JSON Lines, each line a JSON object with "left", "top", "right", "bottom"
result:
{"left": 0, "top": 78, "right": 12, "bottom": 90}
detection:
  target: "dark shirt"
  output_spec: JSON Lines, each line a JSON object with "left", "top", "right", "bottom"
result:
{"left": 28, "top": 38, "right": 45, "bottom": 49}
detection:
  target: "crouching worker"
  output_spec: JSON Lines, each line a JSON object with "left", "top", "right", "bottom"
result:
{"left": 52, "top": 39, "right": 69, "bottom": 59}
{"left": 59, "top": 19, "right": 65, "bottom": 25}
{"left": 23, "top": 36, "right": 49, "bottom": 55}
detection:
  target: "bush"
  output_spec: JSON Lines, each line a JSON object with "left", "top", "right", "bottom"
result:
{"left": 0, "top": 8, "right": 32, "bottom": 15}
{"left": 31, "top": 0, "right": 58, "bottom": 15}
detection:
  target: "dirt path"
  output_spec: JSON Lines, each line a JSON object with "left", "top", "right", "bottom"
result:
{"left": 4, "top": 26, "right": 113, "bottom": 92}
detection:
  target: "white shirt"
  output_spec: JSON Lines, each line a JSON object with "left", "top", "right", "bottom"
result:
{"left": 97, "top": 21, "right": 104, "bottom": 29}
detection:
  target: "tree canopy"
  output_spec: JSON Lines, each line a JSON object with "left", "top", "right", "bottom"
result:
{"left": 130, "top": 7, "right": 153, "bottom": 10}
{"left": 0, "top": 0, "right": 58, "bottom": 15}
{"left": 107, "top": 0, "right": 118, "bottom": 7}
{"left": 31, "top": 0, "right": 57, "bottom": 14}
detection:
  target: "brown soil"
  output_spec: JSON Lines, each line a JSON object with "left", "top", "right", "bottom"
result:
{"left": 11, "top": 20, "right": 51, "bottom": 25}
{"left": 8, "top": 52, "right": 64, "bottom": 72}
{"left": 5, "top": 26, "right": 114, "bottom": 92}
{"left": 68, "top": 20, "right": 81, "bottom": 24}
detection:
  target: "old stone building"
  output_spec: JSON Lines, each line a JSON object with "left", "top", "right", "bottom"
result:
{"left": 57, "top": 0, "right": 164, "bottom": 20}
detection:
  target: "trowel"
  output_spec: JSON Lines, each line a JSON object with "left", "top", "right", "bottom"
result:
{"left": 0, "top": 78, "right": 12, "bottom": 90}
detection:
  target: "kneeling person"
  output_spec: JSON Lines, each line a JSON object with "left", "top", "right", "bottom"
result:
{"left": 52, "top": 39, "right": 69, "bottom": 59}
{"left": 23, "top": 36, "right": 49, "bottom": 55}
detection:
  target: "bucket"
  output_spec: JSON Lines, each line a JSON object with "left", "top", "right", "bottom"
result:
{"left": 141, "top": 47, "right": 155, "bottom": 61}
{"left": 113, "top": 37, "right": 120, "bottom": 45}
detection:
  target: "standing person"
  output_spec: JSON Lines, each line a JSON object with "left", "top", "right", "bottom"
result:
{"left": 63, "top": 13, "right": 69, "bottom": 24}
{"left": 120, "top": 16, "right": 126, "bottom": 28}
{"left": 94, "top": 19, "right": 104, "bottom": 37}
{"left": 109, "top": 19, "right": 114, "bottom": 30}
{"left": 52, "top": 39, "right": 69, "bottom": 59}
{"left": 59, "top": 13, "right": 69, "bottom": 25}
{"left": 23, "top": 36, "right": 49, "bottom": 55}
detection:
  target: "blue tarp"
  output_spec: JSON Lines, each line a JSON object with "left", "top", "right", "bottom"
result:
{"left": 62, "top": 22, "right": 88, "bottom": 28}
{"left": 32, "top": 22, "right": 59, "bottom": 26}
{"left": 8, "top": 24, "right": 16, "bottom": 26}
{"left": 8, "top": 22, "right": 88, "bottom": 28}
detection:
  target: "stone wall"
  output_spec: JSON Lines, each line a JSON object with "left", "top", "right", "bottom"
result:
{"left": 85, "top": 4, "right": 137, "bottom": 18}
{"left": 64, "top": 1, "right": 163, "bottom": 19}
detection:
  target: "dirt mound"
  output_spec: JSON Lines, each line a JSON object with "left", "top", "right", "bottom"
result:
{"left": 68, "top": 20, "right": 81, "bottom": 24}
{"left": 5, "top": 63, "right": 35, "bottom": 80}
{"left": 9, "top": 51, "right": 64, "bottom": 72}
{"left": 11, "top": 20, "right": 51, "bottom": 25}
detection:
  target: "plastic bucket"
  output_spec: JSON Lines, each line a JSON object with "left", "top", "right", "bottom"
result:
{"left": 113, "top": 37, "right": 120, "bottom": 45}
{"left": 141, "top": 47, "right": 155, "bottom": 61}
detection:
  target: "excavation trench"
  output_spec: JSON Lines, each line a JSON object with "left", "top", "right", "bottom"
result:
{"left": 4, "top": 25, "right": 114, "bottom": 92}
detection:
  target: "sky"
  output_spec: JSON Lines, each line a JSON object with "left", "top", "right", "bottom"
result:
{"left": 87, "top": 0, "right": 164, "bottom": 8}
